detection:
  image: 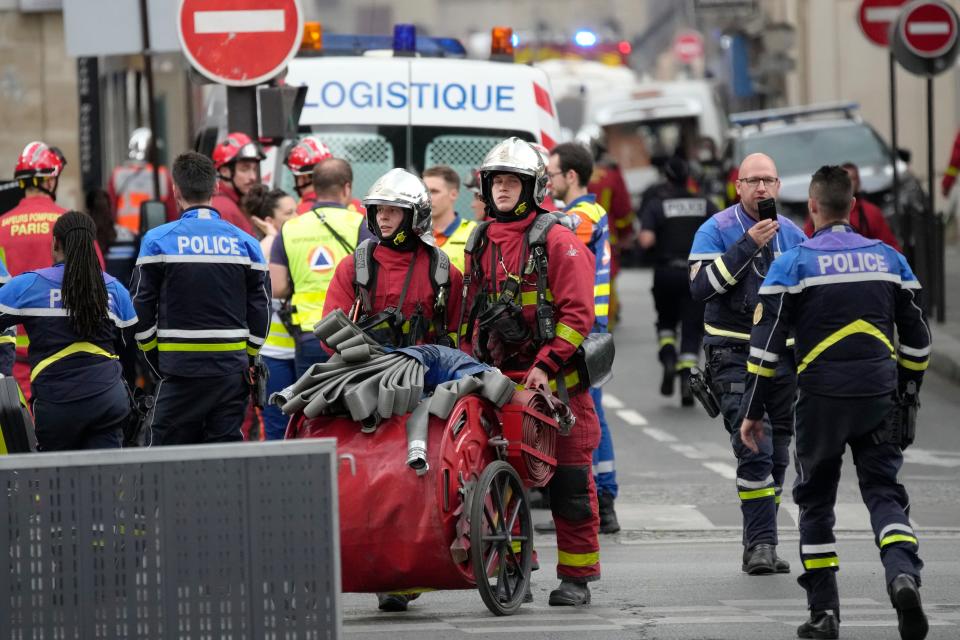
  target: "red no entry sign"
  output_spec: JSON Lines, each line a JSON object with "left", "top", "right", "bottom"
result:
{"left": 178, "top": 0, "right": 304, "bottom": 87}
{"left": 858, "top": 0, "right": 908, "bottom": 46}
{"left": 673, "top": 31, "right": 704, "bottom": 64}
{"left": 900, "top": 0, "right": 958, "bottom": 57}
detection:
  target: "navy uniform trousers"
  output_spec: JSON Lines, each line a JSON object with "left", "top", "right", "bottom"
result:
{"left": 707, "top": 344, "right": 796, "bottom": 549}
{"left": 793, "top": 391, "right": 923, "bottom": 615}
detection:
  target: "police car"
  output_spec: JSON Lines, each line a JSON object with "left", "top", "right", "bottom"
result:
{"left": 278, "top": 24, "right": 561, "bottom": 218}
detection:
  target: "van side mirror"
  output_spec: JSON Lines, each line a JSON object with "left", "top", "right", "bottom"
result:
{"left": 897, "top": 148, "right": 911, "bottom": 164}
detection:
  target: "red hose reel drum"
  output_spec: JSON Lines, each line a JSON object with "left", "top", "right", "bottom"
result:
{"left": 499, "top": 389, "right": 559, "bottom": 487}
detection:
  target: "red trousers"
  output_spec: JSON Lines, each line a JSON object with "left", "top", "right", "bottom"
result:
{"left": 550, "top": 391, "right": 601, "bottom": 581}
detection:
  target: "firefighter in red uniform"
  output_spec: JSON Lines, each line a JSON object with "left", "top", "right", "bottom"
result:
{"left": 802, "top": 162, "right": 902, "bottom": 251}
{"left": 323, "top": 168, "right": 462, "bottom": 351}
{"left": 588, "top": 160, "right": 634, "bottom": 328}
{"left": 285, "top": 135, "right": 333, "bottom": 214}
{"left": 461, "top": 137, "right": 601, "bottom": 606}
{"left": 943, "top": 129, "right": 960, "bottom": 197}
{"left": 0, "top": 142, "right": 68, "bottom": 398}
{"left": 211, "top": 132, "right": 265, "bottom": 234}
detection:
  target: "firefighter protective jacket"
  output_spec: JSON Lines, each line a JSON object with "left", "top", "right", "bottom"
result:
{"left": 323, "top": 241, "right": 463, "bottom": 347}
{"left": 689, "top": 203, "right": 806, "bottom": 346}
{"left": 131, "top": 207, "right": 271, "bottom": 378}
{"left": 461, "top": 214, "right": 596, "bottom": 381}
{"left": 0, "top": 263, "right": 137, "bottom": 402}
{"left": 744, "top": 224, "right": 930, "bottom": 420}
{"left": 211, "top": 183, "right": 254, "bottom": 235}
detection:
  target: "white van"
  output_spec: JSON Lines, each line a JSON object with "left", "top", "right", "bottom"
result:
{"left": 277, "top": 32, "right": 561, "bottom": 216}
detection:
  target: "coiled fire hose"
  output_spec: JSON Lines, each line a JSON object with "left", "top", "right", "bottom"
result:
{"left": 509, "top": 389, "right": 568, "bottom": 486}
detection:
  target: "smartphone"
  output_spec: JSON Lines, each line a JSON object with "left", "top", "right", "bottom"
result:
{"left": 757, "top": 197, "right": 778, "bottom": 221}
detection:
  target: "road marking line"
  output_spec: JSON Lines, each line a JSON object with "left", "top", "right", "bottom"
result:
{"left": 617, "top": 409, "right": 648, "bottom": 426}
{"left": 701, "top": 461, "right": 737, "bottom": 479}
{"left": 194, "top": 10, "right": 285, "bottom": 34}
{"left": 670, "top": 443, "right": 709, "bottom": 459}
{"left": 453, "top": 614, "right": 602, "bottom": 623}
{"left": 720, "top": 598, "right": 880, "bottom": 607}
{"left": 459, "top": 624, "right": 624, "bottom": 633}
{"left": 641, "top": 426, "right": 675, "bottom": 442}
{"left": 601, "top": 393, "right": 624, "bottom": 409}
{"left": 345, "top": 622, "right": 456, "bottom": 632}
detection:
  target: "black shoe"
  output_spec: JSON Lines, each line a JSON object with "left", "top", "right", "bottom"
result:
{"left": 377, "top": 593, "right": 409, "bottom": 612}
{"left": 679, "top": 370, "right": 694, "bottom": 406}
{"left": 598, "top": 492, "right": 621, "bottom": 534}
{"left": 742, "top": 543, "right": 776, "bottom": 575}
{"left": 775, "top": 554, "right": 791, "bottom": 574}
{"left": 889, "top": 574, "right": 928, "bottom": 640}
{"left": 659, "top": 347, "right": 677, "bottom": 396}
{"left": 797, "top": 609, "right": 839, "bottom": 639}
{"left": 534, "top": 519, "right": 556, "bottom": 533}
{"left": 548, "top": 580, "right": 591, "bottom": 606}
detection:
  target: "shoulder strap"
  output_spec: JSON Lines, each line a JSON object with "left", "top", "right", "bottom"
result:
{"left": 314, "top": 207, "right": 358, "bottom": 255}
{"left": 464, "top": 220, "right": 493, "bottom": 255}
{"left": 352, "top": 239, "right": 378, "bottom": 316}
{"left": 427, "top": 245, "right": 450, "bottom": 290}
{"left": 426, "top": 245, "right": 452, "bottom": 346}
{"left": 527, "top": 212, "right": 558, "bottom": 247}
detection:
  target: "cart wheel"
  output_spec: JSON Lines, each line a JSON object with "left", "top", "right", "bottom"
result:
{"left": 470, "top": 460, "right": 533, "bottom": 616}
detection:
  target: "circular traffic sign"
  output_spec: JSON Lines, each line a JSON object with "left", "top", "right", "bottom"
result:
{"left": 673, "top": 31, "right": 704, "bottom": 64}
{"left": 178, "top": 0, "right": 304, "bottom": 87}
{"left": 899, "top": 0, "right": 958, "bottom": 57}
{"left": 858, "top": 0, "right": 909, "bottom": 47}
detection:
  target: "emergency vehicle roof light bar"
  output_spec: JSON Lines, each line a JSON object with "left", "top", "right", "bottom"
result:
{"left": 298, "top": 33, "right": 466, "bottom": 57}
{"left": 393, "top": 24, "right": 417, "bottom": 57}
{"left": 729, "top": 101, "right": 860, "bottom": 128}
{"left": 490, "top": 26, "right": 515, "bottom": 62}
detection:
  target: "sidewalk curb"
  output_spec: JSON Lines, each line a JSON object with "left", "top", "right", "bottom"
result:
{"left": 931, "top": 325, "right": 960, "bottom": 385}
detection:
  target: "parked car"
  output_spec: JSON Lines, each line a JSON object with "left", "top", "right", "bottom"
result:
{"left": 724, "top": 102, "right": 925, "bottom": 234}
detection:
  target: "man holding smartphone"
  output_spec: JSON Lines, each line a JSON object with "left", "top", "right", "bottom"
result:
{"left": 688, "top": 153, "right": 806, "bottom": 575}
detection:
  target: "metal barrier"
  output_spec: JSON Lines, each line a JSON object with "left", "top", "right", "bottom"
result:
{"left": 0, "top": 439, "right": 341, "bottom": 639}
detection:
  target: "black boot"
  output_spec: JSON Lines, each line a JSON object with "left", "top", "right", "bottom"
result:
{"left": 741, "top": 543, "right": 776, "bottom": 575}
{"left": 659, "top": 345, "right": 677, "bottom": 396}
{"left": 797, "top": 609, "right": 839, "bottom": 639}
{"left": 679, "top": 369, "right": 694, "bottom": 406}
{"left": 548, "top": 580, "right": 591, "bottom": 606}
{"left": 889, "top": 574, "right": 928, "bottom": 640}
{"left": 598, "top": 492, "right": 621, "bottom": 534}
{"left": 774, "top": 552, "right": 791, "bottom": 573}
{"left": 377, "top": 592, "right": 418, "bottom": 612}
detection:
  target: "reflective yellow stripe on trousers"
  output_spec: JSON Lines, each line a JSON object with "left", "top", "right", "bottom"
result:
{"left": 557, "top": 550, "right": 600, "bottom": 567}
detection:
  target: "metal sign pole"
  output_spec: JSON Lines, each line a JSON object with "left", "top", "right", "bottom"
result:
{"left": 890, "top": 51, "right": 901, "bottom": 224}
{"left": 138, "top": 0, "right": 162, "bottom": 200}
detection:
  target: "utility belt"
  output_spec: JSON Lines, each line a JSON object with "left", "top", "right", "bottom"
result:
{"left": 868, "top": 382, "right": 919, "bottom": 450}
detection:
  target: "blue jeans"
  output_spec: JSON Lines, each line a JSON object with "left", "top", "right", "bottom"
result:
{"left": 263, "top": 356, "right": 296, "bottom": 440}
{"left": 590, "top": 386, "right": 618, "bottom": 498}
{"left": 294, "top": 336, "right": 329, "bottom": 379}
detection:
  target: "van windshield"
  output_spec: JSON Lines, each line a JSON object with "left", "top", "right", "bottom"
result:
{"left": 280, "top": 126, "right": 533, "bottom": 218}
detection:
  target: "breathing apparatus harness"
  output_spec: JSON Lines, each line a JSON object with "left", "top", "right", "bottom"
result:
{"left": 349, "top": 239, "right": 453, "bottom": 348}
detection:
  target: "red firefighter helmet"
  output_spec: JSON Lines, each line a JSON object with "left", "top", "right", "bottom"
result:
{"left": 14, "top": 141, "right": 66, "bottom": 180}
{"left": 284, "top": 136, "right": 333, "bottom": 176}
{"left": 212, "top": 132, "right": 266, "bottom": 170}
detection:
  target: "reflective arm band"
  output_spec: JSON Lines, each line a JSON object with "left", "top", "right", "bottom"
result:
{"left": 946, "top": 165, "right": 959, "bottom": 177}
{"left": 712, "top": 257, "right": 737, "bottom": 286}
{"left": 897, "top": 357, "right": 929, "bottom": 371}
{"left": 246, "top": 345, "right": 260, "bottom": 356}
{"left": 138, "top": 338, "right": 158, "bottom": 352}
{"left": 555, "top": 323, "right": 585, "bottom": 348}
{"left": 0, "top": 335, "right": 14, "bottom": 345}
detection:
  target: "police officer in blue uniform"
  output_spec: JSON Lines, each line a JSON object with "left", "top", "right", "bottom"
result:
{"left": 639, "top": 157, "right": 717, "bottom": 404}
{"left": 132, "top": 151, "right": 270, "bottom": 445}
{"left": 689, "top": 153, "right": 806, "bottom": 575}
{"left": 0, "top": 211, "right": 137, "bottom": 450}
{"left": 741, "top": 166, "right": 930, "bottom": 640}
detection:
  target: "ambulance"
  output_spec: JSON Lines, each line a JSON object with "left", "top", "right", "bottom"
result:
{"left": 276, "top": 25, "right": 561, "bottom": 217}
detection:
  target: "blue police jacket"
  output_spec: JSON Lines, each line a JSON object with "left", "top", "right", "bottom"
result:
{"left": 689, "top": 203, "right": 806, "bottom": 345}
{"left": 744, "top": 223, "right": 930, "bottom": 418}
{"left": 131, "top": 207, "right": 271, "bottom": 378}
{"left": 0, "top": 259, "right": 13, "bottom": 375}
{"left": 0, "top": 263, "right": 137, "bottom": 401}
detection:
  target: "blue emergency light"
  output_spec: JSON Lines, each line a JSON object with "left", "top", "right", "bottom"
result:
{"left": 574, "top": 30, "right": 597, "bottom": 47}
{"left": 394, "top": 24, "right": 417, "bottom": 56}
{"left": 307, "top": 32, "right": 466, "bottom": 58}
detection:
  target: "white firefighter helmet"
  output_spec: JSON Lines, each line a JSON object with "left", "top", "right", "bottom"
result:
{"left": 128, "top": 127, "right": 152, "bottom": 162}
{"left": 363, "top": 168, "right": 433, "bottom": 238}
{"left": 479, "top": 137, "right": 549, "bottom": 206}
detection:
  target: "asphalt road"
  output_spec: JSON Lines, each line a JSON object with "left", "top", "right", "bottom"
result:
{"left": 341, "top": 267, "right": 960, "bottom": 639}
